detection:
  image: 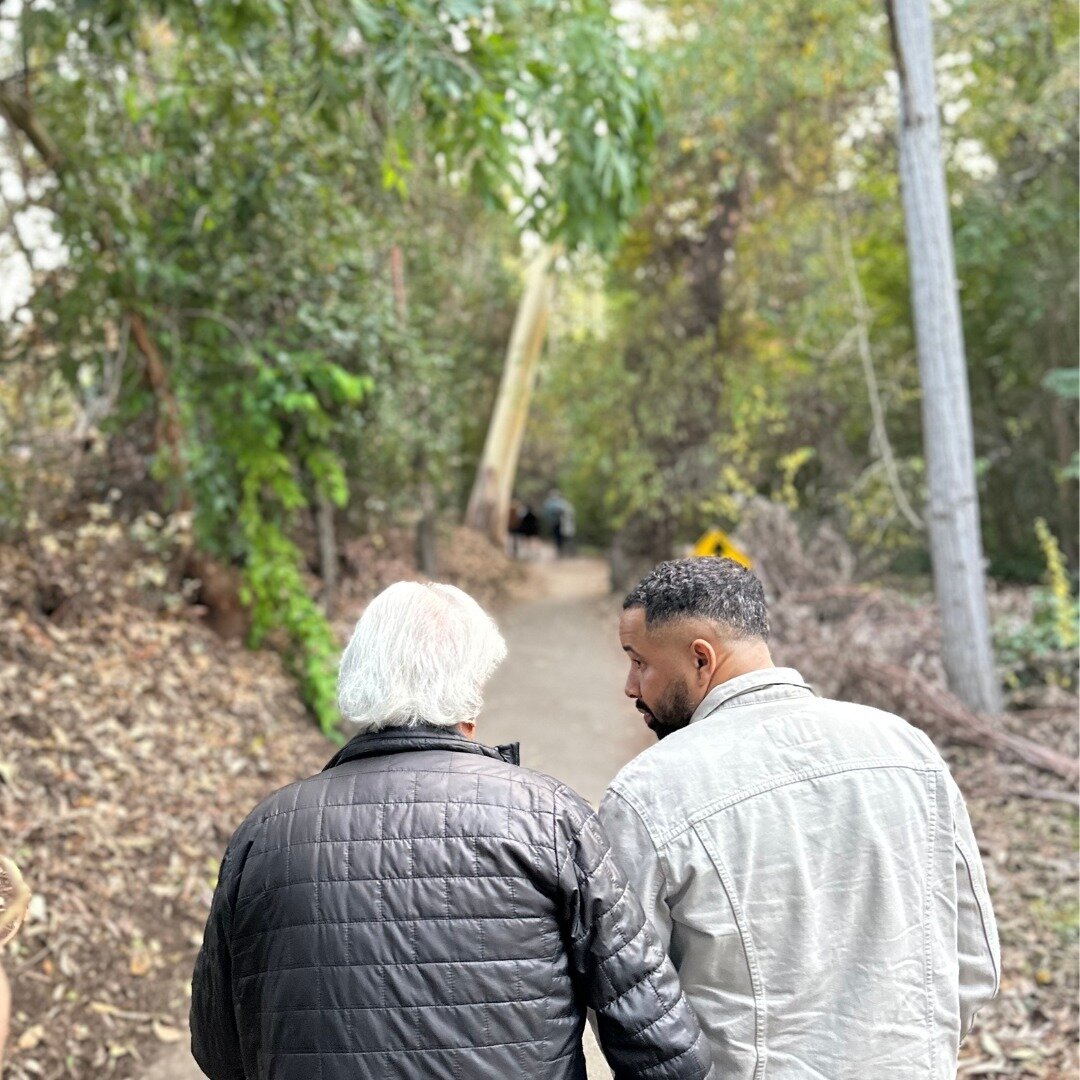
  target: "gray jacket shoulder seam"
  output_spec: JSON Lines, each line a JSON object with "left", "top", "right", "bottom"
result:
{"left": 617, "top": 758, "right": 944, "bottom": 849}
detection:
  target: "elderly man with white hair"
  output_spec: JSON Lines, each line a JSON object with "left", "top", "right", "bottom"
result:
{"left": 190, "top": 581, "right": 712, "bottom": 1080}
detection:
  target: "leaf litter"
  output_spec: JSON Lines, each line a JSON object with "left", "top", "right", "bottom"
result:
{"left": 0, "top": 510, "right": 1075, "bottom": 1079}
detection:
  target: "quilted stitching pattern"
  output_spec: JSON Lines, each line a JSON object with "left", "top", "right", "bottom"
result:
{"left": 191, "top": 729, "right": 712, "bottom": 1080}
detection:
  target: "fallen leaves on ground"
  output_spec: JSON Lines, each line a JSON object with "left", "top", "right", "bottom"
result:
{"left": 0, "top": 521, "right": 1075, "bottom": 1079}
{"left": 0, "top": 537, "right": 330, "bottom": 1079}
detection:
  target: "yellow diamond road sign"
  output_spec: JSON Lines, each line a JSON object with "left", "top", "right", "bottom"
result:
{"left": 691, "top": 529, "right": 753, "bottom": 568}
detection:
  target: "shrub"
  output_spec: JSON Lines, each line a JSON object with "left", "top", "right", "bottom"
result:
{"left": 995, "top": 519, "right": 1079, "bottom": 690}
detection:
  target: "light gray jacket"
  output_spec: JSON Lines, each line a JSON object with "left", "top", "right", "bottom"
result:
{"left": 598, "top": 667, "right": 999, "bottom": 1080}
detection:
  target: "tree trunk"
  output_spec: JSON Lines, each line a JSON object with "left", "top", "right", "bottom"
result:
{"left": 885, "top": 0, "right": 1002, "bottom": 713}
{"left": 389, "top": 243, "right": 439, "bottom": 576}
{"left": 129, "top": 311, "right": 192, "bottom": 513}
{"left": 415, "top": 471, "right": 438, "bottom": 577}
{"left": 465, "top": 245, "right": 556, "bottom": 546}
{"left": 315, "top": 492, "right": 338, "bottom": 612}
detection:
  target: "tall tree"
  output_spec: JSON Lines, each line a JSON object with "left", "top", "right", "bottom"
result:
{"left": 465, "top": 246, "right": 557, "bottom": 544}
{"left": 462, "top": 4, "right": 657, "bottom": 546}
{"left": 885, "top": 0, "right": 1002, "bottom": 712}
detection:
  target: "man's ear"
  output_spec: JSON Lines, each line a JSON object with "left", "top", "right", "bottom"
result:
{"left": 690, "top": 638, "right": 718, "bottom": 686}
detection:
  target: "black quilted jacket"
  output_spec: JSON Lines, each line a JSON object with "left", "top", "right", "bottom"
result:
{"left": 190, "top": 727, "right": 712, "bottom": 1080}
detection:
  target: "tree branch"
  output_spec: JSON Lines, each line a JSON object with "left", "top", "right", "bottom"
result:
{"left": 836, "top": 199, "right": 925, "bottom": 532}
{"left": 129, "top": 311, "right": 192, "bottom": 512}
{"left": 0, "top": 84, "right": 62, "bottom": 172}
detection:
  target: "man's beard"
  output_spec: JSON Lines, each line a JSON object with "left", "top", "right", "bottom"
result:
{"left": 636, "top": 679, "right": 696, "bottom": 740}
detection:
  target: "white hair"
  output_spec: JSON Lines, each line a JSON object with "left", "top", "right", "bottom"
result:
{"left": 336, "top": 581, "right": 507, "bottom": 734}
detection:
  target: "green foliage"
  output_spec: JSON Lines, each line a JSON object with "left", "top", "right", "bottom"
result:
{"left": 995, "top": 520, "right": 1080, "bottom": 690}
{"left": 936, "top": 0, "right": 1079, "bottom": 573}
{"left": 1043, "top": 369, "right": 1080, "bottom": 399}
{"left": 837, "top": 459, "right": 925, "bottom": 568}
{"left": 240, "top": 516, "right": 342, "bottom": 738}
{"left": 532, "top": 0, "right": 1077, "bottom": 579}
{"left": 528, "top": 279, "right": 805, "bottom": 557}
{"left": 320, "top": 0, "right": 658, "bottom": 249}
{"left": 1035, "top": 518, "right": 1079, "bottom": 652}
{"left": 776, "top": 447, "right": 816, "bottom": 509}
{"left": 4, "top": 0, "right": 656, "bottom": 732}
{"left": 1043, "top": 369, "right": 1080, "bottom": 480}
{"left": 528, "top": 0, "right": 887, "bottom": 554}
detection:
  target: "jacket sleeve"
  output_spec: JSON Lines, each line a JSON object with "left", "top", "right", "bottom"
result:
{"left": 555, "top": 791, "right": 713, "bottom": 1080}
{"left": 950, "top": 779, "right": 1000, "bottom": 1039}
{"left": 190, "top": 833, "right": 251, "bottom": 1080}
{"left": 598, "top": 788, "right": 673, "bottom": 952}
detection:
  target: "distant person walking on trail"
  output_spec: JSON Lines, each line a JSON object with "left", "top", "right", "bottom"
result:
{"left": 191, "top": 581, "right": 713, "bottom": 1080}
{"left": 518, "top": 503, "right": 541, "bottom": 558}
{"left": 600, "top": 557, "right": 1000, "bottom": 1080}
{"left": 543, "top": 488, "right": 576, "bottom": 557}
{"left": 508, "top": 499, "right": 541, "bottom": 560}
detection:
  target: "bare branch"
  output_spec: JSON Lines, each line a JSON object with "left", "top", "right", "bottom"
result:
{"left": 836, "top": 199, "right": 925, "bottom": 532}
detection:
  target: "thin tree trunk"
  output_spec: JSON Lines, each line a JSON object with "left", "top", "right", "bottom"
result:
{"left": 885, "top": 0, "right": 1002, "bottom": 713}
{"left": 129, "top": 311, "right": 192, "bottom": 513}
{"left": 465, "top": 245, "right": 556, "bottom": 546}
{"left": 837, "top": 204, "right": 925, "bottom": 532}
{"left": 316, "top": 492, "right": 338, "bottom": 612}
{"left": 390, "top": 244, "right": 438, "bottom": 576}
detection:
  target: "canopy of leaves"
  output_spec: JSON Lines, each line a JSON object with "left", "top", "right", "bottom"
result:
{"left": 1, "top": 0, "right": 656, "bottom": 731}
{"left": 530, "top": 0, "right": 1078, "bottom": 578}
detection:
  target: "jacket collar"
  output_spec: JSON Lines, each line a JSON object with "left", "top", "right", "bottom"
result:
{"left": 690, "top": 666, "right": 814, "bottom": 725}
{"left": 323, "top": 725, "right": 521, "bottom": 772}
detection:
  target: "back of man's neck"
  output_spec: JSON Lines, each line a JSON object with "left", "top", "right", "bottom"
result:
{"left": 708, "top": 646, "right": 775, "bottom": 694}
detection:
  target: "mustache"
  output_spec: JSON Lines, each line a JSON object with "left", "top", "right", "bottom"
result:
{"left": 635, "top": 700, "right": 653, "bottom": 717}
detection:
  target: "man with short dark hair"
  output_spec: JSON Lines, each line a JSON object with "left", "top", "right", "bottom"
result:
{"left": 599, "top": 557, "right": 1000, "bottom": 1079}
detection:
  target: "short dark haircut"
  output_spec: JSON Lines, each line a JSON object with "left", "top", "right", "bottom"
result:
{"left": 623, "top": 557, "right": 769, "bottom": 641}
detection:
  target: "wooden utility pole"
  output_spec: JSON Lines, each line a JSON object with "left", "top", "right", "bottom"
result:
{"left": 465, "top": 245, "right": 556, "bottom": 546}
{"left": 885, "top": 0, "right": 1002, "bottom": 713}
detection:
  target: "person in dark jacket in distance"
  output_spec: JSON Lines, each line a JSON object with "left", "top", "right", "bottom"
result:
{"left": 191, "top": 581, "right": 712, "bottom": 1080}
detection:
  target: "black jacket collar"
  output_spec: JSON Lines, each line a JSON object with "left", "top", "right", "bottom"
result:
{"left": 323, "top": 725, "right": 520, "bottom": 772}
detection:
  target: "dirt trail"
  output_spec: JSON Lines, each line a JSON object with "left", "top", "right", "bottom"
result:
{"left": 483, "top": 556, "right": 652, "bottom": 804}
{"left": 149, "top": 557, "right": 646, "bottom": 1079}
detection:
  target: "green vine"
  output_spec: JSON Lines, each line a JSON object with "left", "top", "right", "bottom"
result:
{"left": 206, "top": 351, "right": 371, "bottom": 738}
